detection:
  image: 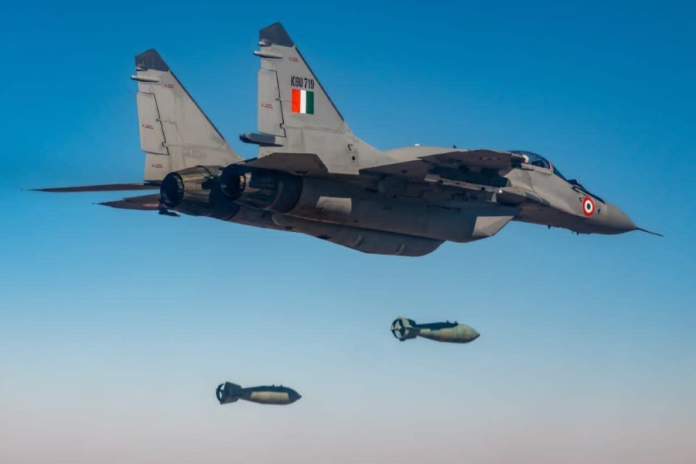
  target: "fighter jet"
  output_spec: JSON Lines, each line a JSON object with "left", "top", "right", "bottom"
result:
{"left": 216, "top": 382, "right": 301, "bottom": 406}
{"left": 391, "top": 317, "right": 480, "bottom": 344}
{"left": 34, "top": 23, "right": 660, "bottom": 257}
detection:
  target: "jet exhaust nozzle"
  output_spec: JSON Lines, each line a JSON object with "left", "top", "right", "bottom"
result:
{"left": 219, "top": 164, "right": 248, "bottom": 201}
{"left": 159, "top": 166, "right": 240, "bottom": 220}
{"left": 219, "top": 165, "right": 302, "bottom": 212}
{"left": 160, "top": 172, "right": 185, "bottom": 208}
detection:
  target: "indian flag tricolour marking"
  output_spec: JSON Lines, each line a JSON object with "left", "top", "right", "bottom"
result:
{"left": 291, "top": 88, "right": 314, "bottom": 114}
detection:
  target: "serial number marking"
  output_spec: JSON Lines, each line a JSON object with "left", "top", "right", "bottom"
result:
{"left": 291, "top": 76, "right": 315, "bottom": 89}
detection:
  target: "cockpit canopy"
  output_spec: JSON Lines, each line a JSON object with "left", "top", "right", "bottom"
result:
{"left": 511, "top": 150, "right": 566, "bottom": 180}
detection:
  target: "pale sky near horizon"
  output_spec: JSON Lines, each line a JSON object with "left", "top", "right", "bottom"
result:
{"left": 1, "top": 1, "right": 695, "bottom": 463}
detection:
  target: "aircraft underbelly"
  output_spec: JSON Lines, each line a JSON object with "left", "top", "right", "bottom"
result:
{"left": 286, "top": 179, "right": 517, "bottom": 243}
{"left": 271, "top": 214, "right": 442, "bottom": 257}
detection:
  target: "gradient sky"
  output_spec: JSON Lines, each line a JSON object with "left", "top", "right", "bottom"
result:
{"left": 1, "top": 1, "right": 695, "bottom": 463}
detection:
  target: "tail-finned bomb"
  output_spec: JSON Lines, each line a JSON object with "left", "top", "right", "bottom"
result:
{"left": 391, "top": 317, "right": 480, "bottom": 344}
{"left": 216, "top": 382, "right": 302, "bottom": 406}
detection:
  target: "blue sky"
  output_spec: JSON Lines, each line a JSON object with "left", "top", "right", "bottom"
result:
{"left": 1, "top": 1, "right": 695, "bottom": 463}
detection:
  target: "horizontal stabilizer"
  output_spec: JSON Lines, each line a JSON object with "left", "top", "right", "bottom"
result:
{"left": 32, "top": 183, "right": 158, "bottom": 193}
{"left": 100, "top": 194, "right": 161, "bottom": 211}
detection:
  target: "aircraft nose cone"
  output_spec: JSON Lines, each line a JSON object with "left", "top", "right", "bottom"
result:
{"left": 605, "top": 203, "right": 637, "bottom": 234}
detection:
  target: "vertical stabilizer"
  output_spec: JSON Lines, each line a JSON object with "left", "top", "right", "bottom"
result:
{"left": 247, "top": 23, "right": 381, "bottom": 174}
{"left": 133, "top": 50, "right": 242, "bottom": 183}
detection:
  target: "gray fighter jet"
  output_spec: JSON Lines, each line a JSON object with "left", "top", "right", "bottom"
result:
{"left": 391, "top": 317, "right": 480, "bottom": 344}
{"left": 216, "top": 382, "right": 301, "bottom": 406}
{"left": 34, "top": 23, "right": 660, "bottom": 257}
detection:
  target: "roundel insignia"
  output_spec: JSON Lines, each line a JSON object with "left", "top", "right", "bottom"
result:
{"left": 582, "top": 197, "right": 595, "bottom": 216}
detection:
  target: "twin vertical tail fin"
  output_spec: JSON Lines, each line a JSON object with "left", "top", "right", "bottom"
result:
{"left": 133, "top": 50, "right": 242, "bottom": 183}
{"left": 253, "top": 23, "right": 347, "bottom": 139}
{"left": 246, "top": 23, "right": 380, "bottom": 173}
{"left": 216, "top": 382, "right": 243, "bottom": 404}
{"left": 34, "top": 50, "right": 242, "bottom": 197}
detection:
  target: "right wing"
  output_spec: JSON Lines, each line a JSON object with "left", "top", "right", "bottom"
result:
{"left": 362, "top": 148, "right": 526, "bottom": 179}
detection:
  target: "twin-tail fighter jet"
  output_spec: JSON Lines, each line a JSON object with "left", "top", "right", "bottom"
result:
{"left": 35, "top": 23, "right": 660, "bottom": 257}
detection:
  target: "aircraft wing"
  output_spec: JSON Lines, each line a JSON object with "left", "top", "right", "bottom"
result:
{"left": 243, "top": 152, "right": 328, "bottom": 176}
{"left": 362, "top": 149, "right": 526, "bottom": 178}
{"left": 421, "top": 149, "right": 526, "bottom": 170}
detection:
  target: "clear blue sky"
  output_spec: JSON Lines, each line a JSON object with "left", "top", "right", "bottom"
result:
{"left": 1, "top": 1, "right": 695, "bottom": 463}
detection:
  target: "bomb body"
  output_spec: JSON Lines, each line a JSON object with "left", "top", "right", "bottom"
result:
{"left": 391, "top": 317, "right": 480, "bottom": 344}
{"left": 216, "top": 382, "right": 301, "bottom": 406}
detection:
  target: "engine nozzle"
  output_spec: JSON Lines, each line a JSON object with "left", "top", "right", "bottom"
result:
{"left": 219, "top": 164, "right": 247, "bottom": 201}
{"left": 158, "top": 166, "right": 239, "bottom": 220}
{"left": 160, "top": 172, "right": 185, "bottom": 208}
{"left": 218, "top": 165, "right": 302, "bottom": 212}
